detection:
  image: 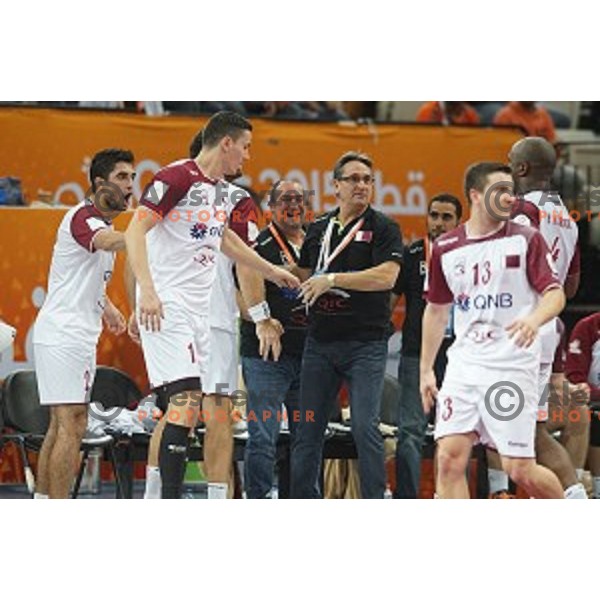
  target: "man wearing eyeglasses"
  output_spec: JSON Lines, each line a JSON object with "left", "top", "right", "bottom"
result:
{"left": 291, "top": 151, "right": 403, "bottom": 499}
{"left": 390, "top": 194, "right": 462, "bottom": 498}
{"left": 239, "top": 180, "right": 309, "bottom": 498}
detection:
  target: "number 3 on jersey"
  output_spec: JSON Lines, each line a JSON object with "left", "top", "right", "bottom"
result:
{"left": 441, "top": 397, "right": 453, "bottom": 421}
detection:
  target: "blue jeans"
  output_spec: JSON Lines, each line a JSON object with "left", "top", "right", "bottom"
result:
{"left": 394, "top": 355, "right": 427, "bottom": 499}
{"left": 290, "top": 336, "right": 388, "bottom": 499}
{"left": 242, "top": 355, "right": 301, "bottom": 499}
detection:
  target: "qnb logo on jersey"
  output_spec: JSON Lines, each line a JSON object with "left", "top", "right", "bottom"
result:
{"left": 455, "top": 293, "right": 470, "bottom": 312}
{"left": 456, "top": 293, "right": 513, "bottom": 312}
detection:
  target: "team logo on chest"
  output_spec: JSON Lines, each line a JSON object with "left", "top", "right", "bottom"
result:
{"left": 190, "top": 222, "right": 208, "bottom": 240}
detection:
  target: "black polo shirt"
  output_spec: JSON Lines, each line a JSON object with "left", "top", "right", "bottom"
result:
{"left": 298, "top": 206, "right": 403, "bottom": 343}
{"left": 240, "top": 223, "right": 308, "bottom": 359}
{"left": 392, "top": 238, "right": 453, "bottom": 379}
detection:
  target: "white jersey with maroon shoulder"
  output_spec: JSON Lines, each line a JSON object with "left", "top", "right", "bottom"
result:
{"left": 33, "top": 200, "right": 115, "bottom": 346}
{"left": 566, "top": 312, "right": 600, "bottom": 403}
{"left": 209, "top": 187, "right": 259, "bottom": 331}
{"left": 512, "top": 191, "right": 579, "bottom": 284}
{"left": 139, "top": 159, "right": 235, "bottom": 316}
{"left": 427, "top": 221, "right": 560, "bottom": 384}
{"left": 511, "top": 190, "right": 579, "bottom": 363}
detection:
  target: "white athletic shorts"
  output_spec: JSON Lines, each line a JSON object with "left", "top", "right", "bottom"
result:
{"left": 203, "top": 327, "right": 239, "bottom": 396}
{"left": 139, "top": 303, "right": 209, "bottom": 390}
{"left": 34, "top": 343, "right": 96, "bottom": 405}
{"left": 434, "top": 375, "right": 538, "bottom": 458}
{"left": 536, "top": 363, "right": 553, "bottom": 423}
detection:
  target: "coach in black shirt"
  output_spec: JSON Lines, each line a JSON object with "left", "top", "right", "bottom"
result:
{"left": 291, "top": 151, "right": 403, "bottom": 499}
{"left": 240, "top": 180, "right": 308, "bottom": 498}
{"left": 391, "top": 193, "right": 462, "bottom": 498}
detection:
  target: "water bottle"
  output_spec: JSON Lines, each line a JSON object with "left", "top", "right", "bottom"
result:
{"left": 82, "top": 448, "right": 102, "bottom": 494}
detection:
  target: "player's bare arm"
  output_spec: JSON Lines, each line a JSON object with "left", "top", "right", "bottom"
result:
{"left": 93, "top": 229, "right": 126, "bottom": 252}
{"left": 237, "top": 262, "right": 284, "bottom": 361}
{"left": 124, "top": 258, "right": 140, "bottom": 344}
{"left": 102, "top": 297, "right": 126, "bottom": 336}
{"left": 221, "top": 225, "right": 300, "bottom": 289}
{"left": 290, "top": 264, "right": 312, "bottom": 282}
{"left": 124, "top": 207, "right": 164, "bottom": 332}
{"left": 420, "top": 301, "right": 452, "bottom": 413}
{"left": 506, "top": 286, "right": 566, "bottom": 348}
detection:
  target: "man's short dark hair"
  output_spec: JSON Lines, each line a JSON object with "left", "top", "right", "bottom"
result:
{"left": 428, "top": 193, "right": 463, "bottom": 221}
{"left": 464, "top": 162, "right": 512, "bottom": 203}
{"left": 333, "top": 151, "right": 373, "bottom": 180}
{"left": 202, "top": 111, "right": 252, "bottom": 149}
{"left": 189, "top": 129, "right": 203, "bottom": 158}
{"left": 268, "top": 179, "right": 306, "bottom": 205}
{"left": 90, "top": 148, "right": 134, "bottom": 192}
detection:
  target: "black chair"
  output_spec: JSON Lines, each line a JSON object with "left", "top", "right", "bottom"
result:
{"left": 72, "top": 366, "right": 144, "bottom": 499}
{"left": 1, "top": 370, "right": 50, "bottom": 493}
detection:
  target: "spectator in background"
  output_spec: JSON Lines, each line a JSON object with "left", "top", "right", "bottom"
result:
{"left": 263, "top": 102, "right": 316, "bottom": 120}
{"left": 160, "top": 102, "right": 247, "bottom": 115}
{"left": 391, "top": 193, "right": 462, "bottom": 498}
{"left": 494, "top": 102, "right": 557, "bottom": 143}
{"left": 416, "top": 102, "right": 480, "bottom": 125}
{"left": 300, "top": 102, "right": 350, "bottom": 121}
{"left": 78, "top": 101, "right": 125, "bottom": 110}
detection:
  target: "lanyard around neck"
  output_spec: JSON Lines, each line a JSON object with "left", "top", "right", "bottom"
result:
{"left": 316, "top": 216, "right": 365, "bottom": 274}
{"left": 268, "top": 223, "right": 299, "bottom": 266}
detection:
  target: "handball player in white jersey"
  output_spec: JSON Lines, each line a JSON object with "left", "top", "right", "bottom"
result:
{"left": 125, "top": 112, "right": 298, "bottom": 499}
{"left": 140, "top": 129, "right": 282, "bottom": 499}
{"left": 33, "top": 148, "right": 135, "bottom": 499}
{"left": 486, "top": 137, "right": 586, "bottom": 499}
{"left": 421, "top": 162, "right": 565, "bottom": 499}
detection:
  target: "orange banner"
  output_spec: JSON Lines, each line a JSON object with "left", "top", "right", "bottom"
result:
{"left": 0, "top": 107, "right": 521, "bottom": 241}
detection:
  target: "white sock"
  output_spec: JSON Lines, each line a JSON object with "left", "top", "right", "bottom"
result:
{"left": 33, "top": 492, "right": 49, "bottom": 500}
{"left": 208, "top": 482, "right": 228, "bottom": 500}
{"left": 488, "top": 469, "right": 509, "bottom": 495}
{"left": 143, "top": 466, "right": 162, "bottom": 499}
{"left": 564, "top": 482, "right": 588, "bottom": 499}
{"left": 593, "top": 477, "right": 600, "bottom": 499}
{"left": 576, "top": 468, "right": 584, "bottom": 481}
